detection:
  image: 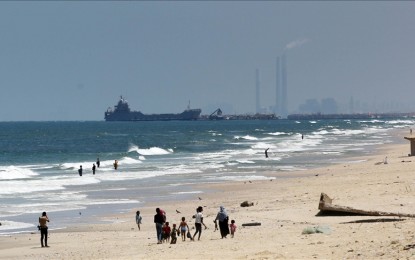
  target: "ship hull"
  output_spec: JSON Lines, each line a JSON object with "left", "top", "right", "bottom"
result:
{"left": 105, "top": 109, "right": 201, "bottom": 121}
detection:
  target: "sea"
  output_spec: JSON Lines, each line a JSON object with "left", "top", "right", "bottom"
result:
{"left": 0, "top": 118, "right": 413, "bottom": 235}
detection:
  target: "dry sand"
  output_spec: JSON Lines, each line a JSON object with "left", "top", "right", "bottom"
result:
{"left": 2, "top": 139, "right": 415, "bottom": 259}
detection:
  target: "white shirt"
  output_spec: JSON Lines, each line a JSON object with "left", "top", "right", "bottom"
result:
{"left": 195, "top": 212, "right": 203, "bottom": 224}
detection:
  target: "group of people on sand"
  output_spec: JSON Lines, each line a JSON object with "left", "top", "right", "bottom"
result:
{"left": 37, "top": 205, "right": 237, "bottom": 248}
{"left": 144, "top": 205, "right": 236, "bottom": 245}
{"left": 77, "top": 158, "right": 120, "bottom": 176}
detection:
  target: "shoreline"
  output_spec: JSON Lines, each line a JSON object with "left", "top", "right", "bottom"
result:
{"left": 2, "top": 131, "right": 415, "bottom": 259}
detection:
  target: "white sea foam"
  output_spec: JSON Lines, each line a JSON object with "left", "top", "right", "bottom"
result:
{"left": 332, "top": 128, "right": 365, "bottom": 136}
{"left": 251, "top": 142, "right": 277, "bottom": 150}
{"left": 267, "top": 131, "right": 286, "bottom": 136}
{"left": 321, "top": 151, "right": 342, "bottom": 155}
{"left": 236, "top": 160, "right": 255, "bottom": 164}
{"left": 0, "top": 197, "right": 140, "bottom": 217}
{"left": 359, "top": 120, "right": 385, "bottom": 123}
{"left": 80, "top": 199, "right": 140, "bottom": 206}
{"left": 61, "top": 162, "right": 98, "bottom": 170}
{"left": 168, "top": 182, "right": 197, "bottom": 186}
{"left": 92, "top": 171, "right": 162, "bottom": 181}
{"left": 208, "top": 175, "right": 275, "bottom": 181}
{"left": 21, "top": 164, "right": 58, "bottom": 170}
{"left": 200, "top": 152, "right": 232, "bottom": 160}
{"left": 0, "top": 175, "right": 101, "bottom": 195}
{"left": 119, "top": 156, "right": 142, "bottom": 165}
{"left": 128, "top": 145, "right": 171, "bottom": 155}
{"left": 0, "top": 179, "right": 65, "bottom": 195}
{"left": 0, "top": 220, "right": 35, "bottom": 232}
{"left": 158, "top": 165, "right": 204, "bottom": 175}
{"left": 386, "top": 119, "right": 415, "bottom": 125}
{"left": 0, "top": 166, "right": 38, "bottom": 180}
{"left": 234, "top": 135, "right": 258, "bottom": 141}
{"left": 171, "top": 191, "right": 203, "bottom": 195}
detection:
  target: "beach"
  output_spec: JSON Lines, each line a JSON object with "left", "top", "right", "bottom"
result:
{"left": 1, "top": 138, "right": 415, "bottom": 259}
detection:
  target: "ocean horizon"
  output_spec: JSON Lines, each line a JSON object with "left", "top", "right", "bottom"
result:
{"left": 0, "top": 118, "right": 412, "bottom": 235}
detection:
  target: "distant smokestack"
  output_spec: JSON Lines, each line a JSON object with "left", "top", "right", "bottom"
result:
{"left": 281, "top": 54, "right": 288, "bottom": 117}
{"left": 256, "top": 69, "right": 260, "bottom": 114}
{"left": 276, "top": 57, "right": 281, "bottom": 115}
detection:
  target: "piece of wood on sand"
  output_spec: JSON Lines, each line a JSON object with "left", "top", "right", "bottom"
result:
{"left": 317, "top": 193, "right": 415, "bottom": 217}
{"left": 241, "top": 222, "right": 261, "bottom": 227}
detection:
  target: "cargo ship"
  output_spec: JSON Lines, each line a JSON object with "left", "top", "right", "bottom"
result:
{"left": 105, "top": 96, "right": 202, "bottom": 121}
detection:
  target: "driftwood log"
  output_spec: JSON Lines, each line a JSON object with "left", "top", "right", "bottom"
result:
{"left": 318, "top": 193, "right": 415, "bottom": 217}
{"left": 240, "top": 201, "right": 254, "bottom": 207}
{"left": 241, "top": 222, "right": 261, "bottom": 227}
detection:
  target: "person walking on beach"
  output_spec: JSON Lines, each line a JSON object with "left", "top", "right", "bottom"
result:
{"left": 179, "top": 217, "right": 190, "bottom": 241}
{"left": 92, "top": 164, "right": 96, "bottom": 175}
{"left": 135, "top": 211, "right": 142, "bottom": 231}
{"left": 96, "top": 158, "right": 100, "bottom": 168}
{"left": 154, "top": 208, "right": 165, "bottom": 244}
{"left": 229, "top": 219, "right": 237, "bottom": 238}
{"left": 78, "top": 165, "right": 82, "bottom": 176}
{"left": 162, "top": 222, "right": 171, "bottom": 243}
{"left": 38, "top": 212, "right": 50, "bottom": 247}
{"left": 214, "top": 206, "right": 230, "bottom": 239}
{"left": 193, "top": 206, "right": 207, "bottom": 241}
{"left": 170, "top": 223, "right": 178, "bottom": 244}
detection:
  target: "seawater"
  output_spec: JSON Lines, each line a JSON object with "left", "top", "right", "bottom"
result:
{"left": 0, "top": 119, "right": 412, "bottom": 235}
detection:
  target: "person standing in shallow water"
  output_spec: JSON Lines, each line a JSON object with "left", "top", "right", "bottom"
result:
{"left": 78, "top": 165, "right": 82, "bottom": 176}
{"left": 265, "top": 148, "right": 269, "bottom": 158}
{"left": 39, "top": 212, "right": 50, "bottom": 247}
{"left": 113, "top": 160, "right": 118, "bottom": 170}
{"left": 92, "top": 164, "right": 96, "bottom": 175}
{"left": 96, "top": 158, "right": 100, "bottom": 168}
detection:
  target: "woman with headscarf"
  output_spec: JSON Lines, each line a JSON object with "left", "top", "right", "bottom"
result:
{"left": 214, "top": 206, "right": 230, "bottom": 238}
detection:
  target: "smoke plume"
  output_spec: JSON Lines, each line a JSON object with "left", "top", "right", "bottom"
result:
{"left": 285, "top": 38, "right": 310, "bottom": 50}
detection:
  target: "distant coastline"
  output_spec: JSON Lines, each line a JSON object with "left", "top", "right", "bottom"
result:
{"left": 287, "top": 112, "right": 415, "bottom": 120}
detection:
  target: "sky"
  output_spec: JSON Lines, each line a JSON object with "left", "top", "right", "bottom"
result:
{"left": 1, "top": 1, "right": 415, "bottom": 121}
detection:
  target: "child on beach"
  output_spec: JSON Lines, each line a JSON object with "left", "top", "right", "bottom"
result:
{"left": 229, "top": 219, "right": 237, "bottom": 238}
{"left": 162, "top": 222, "right": 171, "bottom": 243}
{"left": 179, "top": 217, "right": 190, "bottom": 241}
{"left": 170, "top": 224, "right": 178, "bottom": 244}
{"left": 135, "top": 211, "right": 142, "bottom": 231}
{"left": 193, "top": 206, "right": 207, "bottom": 241}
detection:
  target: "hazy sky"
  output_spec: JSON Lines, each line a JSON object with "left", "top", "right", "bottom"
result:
{"left": 1, "top": 2, "right": 415, "bottom": 121}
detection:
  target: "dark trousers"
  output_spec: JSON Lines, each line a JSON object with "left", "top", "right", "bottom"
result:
{"left": 40, "top": 227, "right": 48, "bottom": 247}
{"left": 193, "top": 223, "right": 202, "bottom": 240}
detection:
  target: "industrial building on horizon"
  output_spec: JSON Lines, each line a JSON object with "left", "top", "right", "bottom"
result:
{"left": 255, "top": 54, "right": 288, "bottom": 118}
{"left": 276, "top": 54, "right": 288, "bottom": 118}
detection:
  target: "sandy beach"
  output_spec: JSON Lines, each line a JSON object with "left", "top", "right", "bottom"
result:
{"left": 2, "top": 138, "right": 415, "bottom": 259}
